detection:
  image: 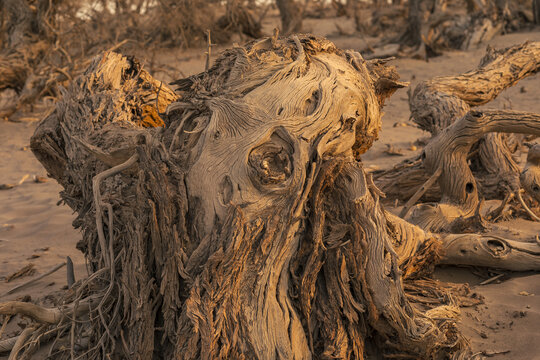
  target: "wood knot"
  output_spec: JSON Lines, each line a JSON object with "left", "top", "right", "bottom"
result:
{"left": 248, "top": 128, "right": 294, "bottom": 189}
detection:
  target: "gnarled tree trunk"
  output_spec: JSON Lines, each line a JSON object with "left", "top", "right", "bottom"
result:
{"left": 0, "top": 34, "right": 535, "bottom": 360}
{"left": 19, "top": 35, "right": 485, "bottom": 359}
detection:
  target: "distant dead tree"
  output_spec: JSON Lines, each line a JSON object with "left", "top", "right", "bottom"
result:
{"left": 400, "top": 0, "right": 422, "bottom": 47}
{"left": 276, "top": 0, "right": 305, "bottom": 33}
{"left": 534, "top": 0, "right": 540, "bottom": 23}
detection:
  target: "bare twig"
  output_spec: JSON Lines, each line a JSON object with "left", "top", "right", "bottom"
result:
{"left": 400, "top": 166, "right": 443, "bottom": 218}
{"left": 17, "top": 174, "right": 29, "bottom": 185}
{"left": 0, "top": 296, "right": 98, "bottom": 325}
{"left": 479, "top": 273, "right": 505, "bottom": 285}
{"left": 487, "top": 192, "right": 514, "bottom": 221}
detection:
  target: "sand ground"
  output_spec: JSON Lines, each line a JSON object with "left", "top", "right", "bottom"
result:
{"left": 1, "top": 17, "right": 539, "bottom": 359}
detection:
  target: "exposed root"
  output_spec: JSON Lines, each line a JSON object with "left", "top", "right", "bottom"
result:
{"left": 92, "top": 154, "right": 139, "bottom": 268}
{"left": 7, "top": 326, "right": 34, "bottom": 360}
{"left": 0, "top": 296, "right": 97, "bottom": 324}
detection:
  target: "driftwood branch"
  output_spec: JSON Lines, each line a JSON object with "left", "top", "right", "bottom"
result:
{"left": 0, "top": 296, "right": 97, "bottom": 324}
{"left": 439, "top": 234, "right": 540, "bottom": 271}
{"left": 410, "top": 41, "right": 540, "bottom": 135}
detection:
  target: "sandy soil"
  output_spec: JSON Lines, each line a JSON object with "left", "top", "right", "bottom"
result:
{"left": 1, "top": 18, "right": 539, "bottom": 359}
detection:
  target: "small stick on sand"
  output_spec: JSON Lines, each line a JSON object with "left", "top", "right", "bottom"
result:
{"left": 479, "top": 273, "right": 505, "bottom": 285}
{"left": 0, "top": 174, "right": 30, "bottom": 190}
{"left": 17, "top": 174, "right": 29, "bottom": 185}
{"left": 482, "top": 349, "right": 511, "bottom": 357}
{"left": 0, "top": 262, "right": 66, "bottom": 298}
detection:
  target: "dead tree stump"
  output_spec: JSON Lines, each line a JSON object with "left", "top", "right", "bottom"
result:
{"left": 18, "top": 35, "right": 495, "bottom": 359}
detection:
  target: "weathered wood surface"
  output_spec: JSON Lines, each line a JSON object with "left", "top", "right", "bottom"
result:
{"left": 375, "top": 42, "right": 540, "bottom": 230}
{"left": 410, "top": 41, "right": 540, "bottom": 134}
{"left": 25, "top": 35, "right": 485, "bottom": 359}
{"left": 408, "top": 110, "right": 540, "bottom": 231}
{"left": 15, "top": 34, "right": 539, "bottom": 360}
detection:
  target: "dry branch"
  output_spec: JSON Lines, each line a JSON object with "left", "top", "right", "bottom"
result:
{"left": 410, "top": 41, "right": 540, "bottom": 134}
{"left": 408, "top": 110, "right": 540, "bottom": 231}
{"left": 0, "top": 297, "right": 94, "bottom": 324}
{"left": 376, "top": 41, "right": 540, "bottom": 230}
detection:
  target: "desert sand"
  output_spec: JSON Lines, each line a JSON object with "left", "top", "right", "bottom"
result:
{"left": 1, "top": 17, "right": 539, "bottom": 359}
